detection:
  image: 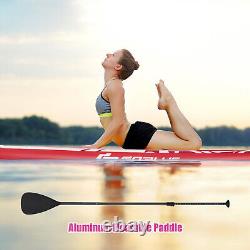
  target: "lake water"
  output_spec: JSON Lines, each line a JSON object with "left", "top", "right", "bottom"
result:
{"left": 0, "top": 146, "right": 250, "bottom": 250}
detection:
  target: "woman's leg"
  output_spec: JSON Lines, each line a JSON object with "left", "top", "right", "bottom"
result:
{"left": 146, "top": 80, "right": 202, "bottom": 150}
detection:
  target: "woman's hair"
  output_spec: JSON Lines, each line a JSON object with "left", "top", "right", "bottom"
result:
{"left": 118, "top": 49, "right": 140, "bottom": 80}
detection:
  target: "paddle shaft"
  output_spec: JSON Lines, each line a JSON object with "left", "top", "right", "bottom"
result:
{"left": 59, "top": 201, "right": 229, "bottom": 207}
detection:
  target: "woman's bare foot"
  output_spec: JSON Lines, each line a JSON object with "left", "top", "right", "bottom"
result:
{"left": 155, "top": 80, "right": 176, "bottom": 110}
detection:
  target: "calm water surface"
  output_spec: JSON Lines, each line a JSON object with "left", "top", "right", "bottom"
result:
{"left": 0, "top": 147, "right": 250, "bottom": 250}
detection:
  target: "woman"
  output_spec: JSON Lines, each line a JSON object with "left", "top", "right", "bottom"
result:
{"left": 86, "top": 49, "right": 202, "bottom": 150}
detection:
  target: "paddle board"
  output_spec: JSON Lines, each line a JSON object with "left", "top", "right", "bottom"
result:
{"left": 0, "top": 145, "right": 249, "bottom": 161}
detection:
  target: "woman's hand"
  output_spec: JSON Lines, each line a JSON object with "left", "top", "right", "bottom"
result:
{"left": 82, "top": 144, "right": 100, "bottom": 149}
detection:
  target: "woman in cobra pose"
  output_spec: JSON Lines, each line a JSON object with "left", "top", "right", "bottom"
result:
{"left": 90, "top": 49, "right": 202, "bottom": 150}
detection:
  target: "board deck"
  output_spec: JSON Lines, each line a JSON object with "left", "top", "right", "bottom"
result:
{"left": 0, "top": 145, "right": 249, "bottom": 161}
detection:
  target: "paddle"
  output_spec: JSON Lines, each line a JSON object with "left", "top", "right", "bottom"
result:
{"left": 21, "top": 192, "right": 230, "bottom": 215}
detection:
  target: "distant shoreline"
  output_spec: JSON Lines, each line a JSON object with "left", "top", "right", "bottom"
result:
{"left": 0, "top": 115, "right": 250, "bottom": 146}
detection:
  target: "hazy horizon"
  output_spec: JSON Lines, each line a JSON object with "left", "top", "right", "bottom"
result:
{"left": 1, "top": 0, "right": 249, "bottom": 129}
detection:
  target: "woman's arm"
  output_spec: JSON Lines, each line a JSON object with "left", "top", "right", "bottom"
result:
{"left": 93, "top": 121, "right": 123, "bottom": 148}
{"left": 93, "top": 81, "right": 126, "bottom": 148}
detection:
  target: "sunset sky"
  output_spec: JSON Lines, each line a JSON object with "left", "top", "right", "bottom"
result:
{"left": 0, "top": 0, "right": 249, "bottom": 129}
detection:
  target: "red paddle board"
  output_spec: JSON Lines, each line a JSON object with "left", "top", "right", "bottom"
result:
{"left": 0, "top": 145, "right": 249, "bottom": 161}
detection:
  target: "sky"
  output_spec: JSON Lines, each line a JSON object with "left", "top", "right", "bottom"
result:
{"left": 0, "top": 0, "right": 249, "bottom": 129}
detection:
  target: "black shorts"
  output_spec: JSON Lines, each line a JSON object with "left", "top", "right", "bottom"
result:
{"left": 122, "top": 121, "right": 157, "bottom": 149}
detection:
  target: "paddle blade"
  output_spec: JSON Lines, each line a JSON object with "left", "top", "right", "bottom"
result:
{"left": 226, "top": 200, "right": 230, "bottom": 208}
{"left": 21, "top": 192, "right": 60, "bottom": 215}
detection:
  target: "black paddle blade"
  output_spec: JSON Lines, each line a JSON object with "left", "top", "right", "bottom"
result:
{"left": 21, "top": 192, "right": 60, "bottom": 215}
{"left": 226, "top": 200, "right": 230, "bottom": 208}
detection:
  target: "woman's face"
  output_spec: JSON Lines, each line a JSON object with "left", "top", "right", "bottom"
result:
{"left": 102, "top": 50, "right": 123, "bottom": 70}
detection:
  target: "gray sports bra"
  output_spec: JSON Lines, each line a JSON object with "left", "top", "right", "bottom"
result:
{"left": 95, "top": 77, "right": 120, "bottom": 118}
{"left": 95, "top": 89, "right": 112, "bottom": 118}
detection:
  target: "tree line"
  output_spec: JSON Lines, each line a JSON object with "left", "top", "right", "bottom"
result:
{"left": 0, "top": 116, "right": 249, "bottom": 146}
